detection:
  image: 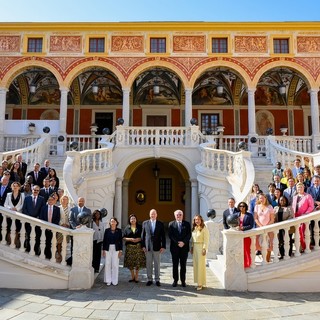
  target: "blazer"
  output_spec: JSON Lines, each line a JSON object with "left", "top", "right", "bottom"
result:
{"left": 168, "top": 220, "right": 191, "bottom": 252}
{"left": 237, "top": 212, "right": 254, "bottom": 231}
{"left": 4, "top": 192, "right": 25, "bottom": 212}
{"left": 223, "top": 207, "right": 239, "bottom": 229}
{"left": 123, "top": 224, "right": 143, "bottom": 245}
{"left": 142, "top": 219, "right": 166, "bottom": 252}
{"left": 22, "top": 194, "right": 46, "bottom": 218}
{"left": 0, "top": 184, "right": 12, "bottom": 206}
{"left": 39, "top": 205, "right": 60, "bottom": 225}
{"left": 69, "top": 205, "right": 92, "bottom": 229}
{"left": 102, "top": 228, "right": 123, "bottom": 251}
{"left": 27, "top": 170, "right": 45, "bottom": 188}
{"left": 39, "top": 187, "right": 54, "bottom": 202}
{"left": 283, "top": 187, "right": 297, "bottom": 205}
{"left": 274, "top": 206, "right": 294, "bottom": 223}
{"left": 19, "top": 162, "right": 28, "bottom": 177}
{"left": 307, "top": 185, "right": 320, "bottom": 205}
{"left": 292, "top": 193, "right": 314, "bottom": 217}
{"left": 40, "top": 166, "right": 51, "bottom": 177}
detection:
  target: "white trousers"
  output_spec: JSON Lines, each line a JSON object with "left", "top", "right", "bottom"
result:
{"left": 104, "top": 244, "right": 119, "bottom": 285}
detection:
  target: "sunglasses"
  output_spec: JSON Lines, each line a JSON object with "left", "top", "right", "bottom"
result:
{"left": 239, "top": 205, "right": 245, "bottom": 208}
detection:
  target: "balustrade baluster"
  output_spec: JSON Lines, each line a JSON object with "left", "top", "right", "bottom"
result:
{"left": 283, "top": 227, "right": 291, "bottom": 260}
{"left": 250, "top": 235, "right": 256, "bottom": 269}
{"left": 51, "top": 233, "right": 57, "bottom": 262}
{"left": 261, "top": 233, "right": 268, "bottom": 265}
{"left": 272, "top": 230, "right": 279, "bottom": 263}
{"left": 9, "top": 217, "right": 15, "bottom": 249}
{"left": 305, "top": 222, "right": 311, "bottom": 253}
{"left": 19, "top": 223, "right": 26, "bottom": 252}
{"left": 1, "top": 216, "right": 7, "bottom": 245}
{"left": 294, "top": 225, "right": 301, "bottom": 257}
{"left": 314, "top": 219, "right": 320, "bottom": 251}
{"left": 61, "top": 235, "right": 68, "bottom": 266}
{"left": 39, "top": 227, "right": 46, "bottom": 259}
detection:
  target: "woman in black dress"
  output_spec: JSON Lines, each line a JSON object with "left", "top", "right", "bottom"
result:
{"left": 123, "top": 214, "right": 146, "bottom": 282}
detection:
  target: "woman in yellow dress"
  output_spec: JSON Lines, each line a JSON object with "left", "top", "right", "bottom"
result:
{"left": 190, "top": 214, "right": 209, "bottom": 291}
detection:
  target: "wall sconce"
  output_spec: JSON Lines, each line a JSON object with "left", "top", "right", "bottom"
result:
{"left": 153, "top": 162, "right": 160, "bottom": 178}
{"left": 216, "top": 83, "right": 224, "bottom": 96}
{"left": 29, "top": 83, "right": 36, "bottom": 93}
{"left": 92, "top": 81, "right": 99, "bottom": 95}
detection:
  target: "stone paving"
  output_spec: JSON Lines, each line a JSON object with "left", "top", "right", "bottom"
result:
{"left": 1, "top": 249, "right": 320, "bottom": 320}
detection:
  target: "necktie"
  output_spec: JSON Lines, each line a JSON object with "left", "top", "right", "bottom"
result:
{"left": 33, "top": 197, "right": 36, "bottom": 207}
{"left": 48, "top": 206, "right": 52, "bottom": 223}
{"left": 290, "top": 189, "right": 293, "bottom": 197}
{"left": 178, "top": 221, "right": 182, "bottom": 233}
{"left": 35, "top": 172, "right": 38, "bottom": 181}
{"left": 151, "top": 221, "right": 155, "bottom": 234}
{"left": 1, "top": 186, "right": 4, "bottom": 197}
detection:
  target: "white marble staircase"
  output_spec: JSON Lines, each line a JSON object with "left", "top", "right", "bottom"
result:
{"left": 251, "top": 156, "right": 274, "bottom": 193}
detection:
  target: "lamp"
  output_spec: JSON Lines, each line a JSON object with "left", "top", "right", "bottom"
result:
{"left": 29, "top": 83, "right": 36, "bottom": 93}
{"left": 216, "top": 83, "right": 224, "bottom": 96}
{"left": 153, "top": 69, "right": 160, "bottom": 95}
{"left": 279, "top": 83, "right": 286, "bottom": 96}
{"left": 92, "top": 81, "right": 99, "bottom": 95}
{"left": 153, "top": 162, "right": 160, "bottom": 178}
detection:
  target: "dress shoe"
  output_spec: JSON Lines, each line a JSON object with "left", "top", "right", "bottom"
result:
{"left": 156, "top": 281, "right": 161, "bottom": 286}
{"left": 181, "top": 282, "right": 186, "bottom": 287}
{"left": 172, "top": 281, "right": 177, "bottom": 287}
{"left": 146, "top": 281, "right": 153, "bottom": 286}
{"left": 129, "top": 279, "right": 135, "bottom": 282}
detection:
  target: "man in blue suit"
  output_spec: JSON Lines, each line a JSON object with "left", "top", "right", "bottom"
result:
{"left": 40, "top": 195, "right": 60, "bottom": 259}
{"left": 69, "top": 197, "right": 92, "bottom": 229}
{"left": 22, "top": 185, "right": 45, "bottom": 254}
{"left": 168, "top": 209, "right": 191, "bottom": 287}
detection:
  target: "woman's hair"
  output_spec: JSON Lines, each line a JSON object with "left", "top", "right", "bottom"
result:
{"left": 109, "top": 217, "right": 119, "bottom": 227}
{"left": 49, "top": 168, "right": 57, "bottom": 177}
{"left": 92, "top": 209, "right": 102, "bottom": 221}
{"left": 259, "top": 193, "right": 269, "bottom": 205}
{"left": 251, "top": 184, "right": 259, "bottom": 193}
{"left": 192, "top": 214, "right": 205, "bottom": 231}
{"left": 279, "top": 196, "right": 289, "bottom": 207}
{"left": 237, "top": 201, "right": 248, "bottom": 211}
{"left": 128, "top": 214, "right": 137, "bottom": 224}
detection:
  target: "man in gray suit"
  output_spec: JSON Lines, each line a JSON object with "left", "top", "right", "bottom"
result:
{"left": 142, "top": 209, "right": 166, "bottom": 287}
{"left": 69, "top": 197, "right": 92, "bottom": 229}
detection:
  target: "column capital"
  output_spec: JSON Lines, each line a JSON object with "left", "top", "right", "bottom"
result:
{"left": 122, "top": 88, "right": 131, "bottom": 94}
{"left": 246, "top": 87, "right": 256, "bottom": 94}
{"left": 185, "top": 88, "right": 193, "bottom": 94}
{"left": 0, "top": 87, "right": 8, "bottom": 94}
{"left": 59, "top": 87, "right": 69, "bottom": 93}
{"left": 308, "top": 88, "right": 319, "bottom": 95}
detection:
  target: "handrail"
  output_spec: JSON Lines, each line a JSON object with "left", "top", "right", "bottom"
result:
{"left": 221, "top": 210, "right": 320, "bottom": 290}
{"left": 0, "top": 134, "right": 50, "bottom": 165}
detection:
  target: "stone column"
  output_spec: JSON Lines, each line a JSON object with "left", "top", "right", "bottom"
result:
{"left": 59, "top": 87, "right": 69, "bottom": 135}
{"left": 185, "top": 88, "right": 193, "bottom": 126}
{"left": 0, "top": 87, "right": 7, "bottom": 150}
{"left": 122, "top": 88, "right": 130, "bottom": 126}
{"left": 185, "top": 180, "right": 191, "bottom": 222}
{"left": 191, "top": 179, "right": 198, "bottom": 216}
{"left": 122, "top": 179, "right": 129, "bottom": 226}
{"left": 309, "top": 89, "right": 320, "bottom": 151}
{"left": 247, "top": 88, "right": 259, "bottom": 156}
{"left": 247, "top": 88, "right": 256, "bottom": 135}
{"left": 114, "top": 178, "right": 123, "bottom": 227}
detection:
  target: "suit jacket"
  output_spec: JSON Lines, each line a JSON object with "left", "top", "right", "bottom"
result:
{"left": 292, "top": 193, "right": 314, "bottom": 217}
{"left": 168, "top": 220, "right": 191, "bottom": 252}
{"left": 40, "top": 166, "right": 51, "bottom": 177}
{"left": 0, "top": 184, "right": 12, "bottom": 206}
{"left": 4, "top": 192, "right": 25, "bottom": 212}
{"left": 142, "top": 219, "right": 166, "bottom": 252}
{"left": 274, "top": 206, "right": 294, "bottom": 223}
{"left": 307, "top": 185, "right": 320, "bottom": 206}
{"left": 283, "top": 187, "right": 297, "bottom": 205}
{"left": 39, "top": 204, "right": 60, "bottom": 225}
{"left": 27, "top": 170, "right": 45, "bottom": 188}
{"left": 39, "top": 187, "right": 54, "bottom": 202}
{"left": 69, "top": 205, "right": 92, "bottom": 229}
{"left": 274, "top": 182, "right": 287, "bottom": 192}
{"left": 19, "top": 162, "right": 28, "bottom": 177}
{"left": 22, "top": 194, "right": 45, "bottom": 218}
{"left": 102, "top": 228, "right": 123, "bottom": 251}
{"left": 223, "top": 207, "right": 239, "bottom": 229}
{"left": 237, "top": 212, "right": 254, "bottom": 231}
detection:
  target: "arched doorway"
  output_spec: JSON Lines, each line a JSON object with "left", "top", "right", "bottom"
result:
{"left": 124, "top": 158, "right": 190, "bottom": 226}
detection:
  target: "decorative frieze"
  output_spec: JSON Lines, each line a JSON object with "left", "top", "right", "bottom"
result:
{"left": 297, "top": 36, "right": 320, "bottom": 53}
{"left": 111, "top": 36, "right": 144, "bottom": 52}
{"left": 173, "top": 36, "right": 205, "bottom": 53}
{"left": 234, "top": 36, "right": 267, "bottom": 53}
{"left": 49, "top": 36, "right": 82, "bottom": 53}
{"left": 0, "top": 36, "right": 20, "bottom": 52}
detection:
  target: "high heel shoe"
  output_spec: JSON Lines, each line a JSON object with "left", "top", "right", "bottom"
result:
{"left": 196, "top": 285, "right": 203, "bottom": 291}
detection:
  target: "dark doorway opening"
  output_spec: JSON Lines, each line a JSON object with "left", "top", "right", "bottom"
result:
{"left": 95, "top": 112, "right": 113, "bottom": 134}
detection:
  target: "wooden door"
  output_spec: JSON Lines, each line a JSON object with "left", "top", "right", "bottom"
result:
{"left": 147, "top": 115, "right": 167, "bottom": 127}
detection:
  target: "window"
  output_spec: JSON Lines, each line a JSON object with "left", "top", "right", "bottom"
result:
{"left": 201, "top": 114, "right": 220, "bottom": 134}
{"left": 273, "top": 39, "right": 289, "bottom": 54}
{"left": 27, "top": 38, "right": 43, "bottom": 53}
{"left": 150, "top": 38, "right": 166, "bottom": 53}
{"left": 89, "top": 38, "right": 105, "bottom": 53}
{"left": 212, "top": 38, "right": 228, "bottom": 53}
{"left": 159, "top": 178, "right": 172, "bottom": 201}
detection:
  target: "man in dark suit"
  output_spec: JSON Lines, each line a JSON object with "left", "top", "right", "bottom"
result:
{"left": 0, "top": 175, "right": 12, "bottom": 242}
{"left": 27, "top": 163, "right": 45, "bottom": 188}
{"left": 16, "top": 154, "right": 27, "bottom": 179}
{"left": 22, "top": 185, "right": 46, "bottom": 254}
{"left": 40, "top": 159, "right": 51, "bottom": 177}
{"left": 39, "top": 195, "right": 60, "bottom": 259}
{"left": 307, "top": 175, "right": 320, "bottom": 246}
{"left": 142, "top": 209, "right": 166, "bottom": 287}
{"left": 223, "top": 197, "right": 239, "bottom": 229}
{"left": 69, "top": 197, "right": 92, "bottom": 229}
{"left": 39, "top": 177, "right": 54, "bottom": 203}
{"left": 283, "top": 178, "right": 297, "bottom": 205}
{"left": 168, "top": 209, "right": 191, "bottom": 287}
{"left": 273, "top": 174, "right": 287, "bottom": 192}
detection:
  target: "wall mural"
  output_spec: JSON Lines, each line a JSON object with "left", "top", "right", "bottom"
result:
{"left": 256, "top": 110, "right": 274, "bottom": 136}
